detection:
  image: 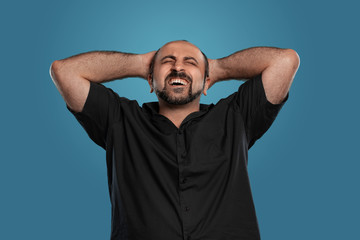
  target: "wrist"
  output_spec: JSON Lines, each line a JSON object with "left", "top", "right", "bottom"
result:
{"left": 135, "top": 54, "right": 148, "bottom": 79}
{"left": 139, "top": 51, "right": 157, "bottom": 80}
{"left": 209, "top": 59, "right": 228, "bottom": 82}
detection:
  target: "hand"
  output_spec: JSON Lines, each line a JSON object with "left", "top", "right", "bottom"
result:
{"left": 201, "top": 59, "right": 216, "bottom": 96}
{"left": 206, "top": 58, "right": 222, "bottom": 91}
{"left": 203, "top": 58, "right": 229, "bottom": 95}
{"left": 140, "top": 50, "right": 157, "bottom": 79}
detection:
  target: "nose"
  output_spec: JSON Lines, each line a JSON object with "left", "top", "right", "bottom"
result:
{"left": 172, "top": 61, "right": 184, "bottom": 72}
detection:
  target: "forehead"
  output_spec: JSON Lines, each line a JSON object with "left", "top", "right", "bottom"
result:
{"left": 158, "top": 41, "right": 203, "bottom": 60}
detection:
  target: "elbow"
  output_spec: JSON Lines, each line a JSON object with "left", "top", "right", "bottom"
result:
{"left": 49, "top": 60, "right": 62, "bottom": 81}
{"left": 49, "top": 60, "right": 70, "bottom": 92}
{"left": 283, "top": 49, "right": 300, "bottom": 70}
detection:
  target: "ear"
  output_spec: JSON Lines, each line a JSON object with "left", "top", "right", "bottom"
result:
{"left": 147, "top": 74, "right": 154, "bottom": 93}
{"left": 203, "top": 77, "right": 211, "bottom": 96}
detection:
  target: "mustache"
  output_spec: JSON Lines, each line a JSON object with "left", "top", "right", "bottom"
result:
{"left": 165, "top": 70, "right": 192, "bottom": 83}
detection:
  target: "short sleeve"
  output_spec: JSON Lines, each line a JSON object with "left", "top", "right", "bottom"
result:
{"left": 232, "top": 74, "right": 289, "bottom": 148}
{"left": 66, "top": 81, "right": 123, "bottom": 149}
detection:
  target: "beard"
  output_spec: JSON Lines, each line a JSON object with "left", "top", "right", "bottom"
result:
{"left": 155, "top": 87, "right": 203, "bottom": 105}
{"left": 154, "top": 70, "right": 204, "bottom": 105}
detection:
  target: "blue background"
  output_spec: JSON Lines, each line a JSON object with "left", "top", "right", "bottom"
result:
{"left": 1, "top": 0, "right": 359, "bottom": 239}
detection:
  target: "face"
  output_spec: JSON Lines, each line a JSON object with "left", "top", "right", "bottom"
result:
{"left": 149, "top": 41, "right": 209, "bottom": 105}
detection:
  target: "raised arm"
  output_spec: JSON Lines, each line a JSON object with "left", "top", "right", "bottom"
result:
{"left": 49, "top": 51, "right": 155, "bottom": 113}
{"left": 208, "top": 47, "right": 300, "bottom": 104}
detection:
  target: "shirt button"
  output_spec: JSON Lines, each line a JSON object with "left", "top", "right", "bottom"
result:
{"left": 181, "top": 178, "right": 187, "bottom": 184}
{"left": 181, "top": 151, "right": 187, "bottom": 158}
{"left": 185, "top": 206, "right": 190, "bottom": 212}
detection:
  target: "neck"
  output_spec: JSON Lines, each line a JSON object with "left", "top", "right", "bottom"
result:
{"left": 158, "top": 99, "right": 200, "bottom": 128}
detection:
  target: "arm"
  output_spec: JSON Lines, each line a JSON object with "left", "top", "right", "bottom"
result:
{"left": 49, "top": 50, "right": 155, "bottom": 113}
{"left": 208, "top": 47, "right": 300, "bottom": 104}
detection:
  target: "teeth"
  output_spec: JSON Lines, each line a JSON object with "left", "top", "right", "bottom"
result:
{"left": 169, "top": 78, "right": 187, "bottom": 86}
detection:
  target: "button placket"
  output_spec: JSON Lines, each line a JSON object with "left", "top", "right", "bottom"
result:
{"left": 177, "top": 133, "right": 188, "bottom": 189}
{"left": 181, "top": 150, "right": 187, "bottom": 158}
{"left": 176, "top": 128, "right": 192, "bottom": 239}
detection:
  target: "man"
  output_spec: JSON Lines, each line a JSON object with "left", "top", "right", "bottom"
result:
{"left": 50, "top": 40, "right": 300, "bottom": 240}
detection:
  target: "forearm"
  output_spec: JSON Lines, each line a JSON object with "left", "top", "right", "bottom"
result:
{"left": 53, "top": 51, "right": 147, "bottom": 84}
{"left": 212, "top": 47, "right": 290, "bottom": 82}
{"left": 208, "top": 46, "right": 300, "bottom": 104}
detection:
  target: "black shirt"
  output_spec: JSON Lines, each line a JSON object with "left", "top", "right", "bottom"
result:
{"left": 67, "top": 74, "right": 287, "bottom": 240}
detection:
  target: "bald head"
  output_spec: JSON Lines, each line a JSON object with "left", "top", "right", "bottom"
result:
{"left": 149, "top": 40, "right": 209, "bottom": 80}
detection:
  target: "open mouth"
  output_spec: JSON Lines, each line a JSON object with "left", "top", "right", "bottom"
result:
{"left": 168, "top": 78, "right": 189, "bottom": 86}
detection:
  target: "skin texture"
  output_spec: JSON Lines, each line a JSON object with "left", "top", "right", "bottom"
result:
{"left": 147, "top": 41, "right": 211, "bottom": 127}
{"left": 211, "top": 47, "right": 300, "bottom": 105}
{"left": 50, "top": 41, "right": 300, "bottom": 128}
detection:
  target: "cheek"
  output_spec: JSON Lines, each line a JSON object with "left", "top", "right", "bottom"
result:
{"left": 152, "top": 76, "right": 167, "bottom": 90}
{"left": 152, "top": 71, "right": 166, "bottom": 88}
{"left": 192, "top": 72, "right": 205, "bottom": 89}
{"left": 154, "top": 68, "right": 168, "bottom": 82}
{"left": 193, "top": 81, "right": 204, "bottom": 91}
{"left": 152, "top": 79, "right": 162, "bottom": 90}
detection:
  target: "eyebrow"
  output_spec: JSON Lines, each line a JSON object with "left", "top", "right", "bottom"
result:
{"left": 184, "top": 56, "right": 198, "bottom": 64}
{"left": 160, "top": 55, "right": 176, "bottom": 61}
{"left": 160, "top": 55, "right": 199, "bottom": 64}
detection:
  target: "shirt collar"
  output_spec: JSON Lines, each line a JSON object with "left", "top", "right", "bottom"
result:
{"left": 143, "top": 102, "right": 212, "bottom": 117}
{"left": 142, "top": 102, "right": 214, "bottom": 131}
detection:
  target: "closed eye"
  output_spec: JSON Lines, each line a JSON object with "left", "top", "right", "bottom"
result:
{"left": 184, "top": 56, "right": 199, "bottom": 66}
